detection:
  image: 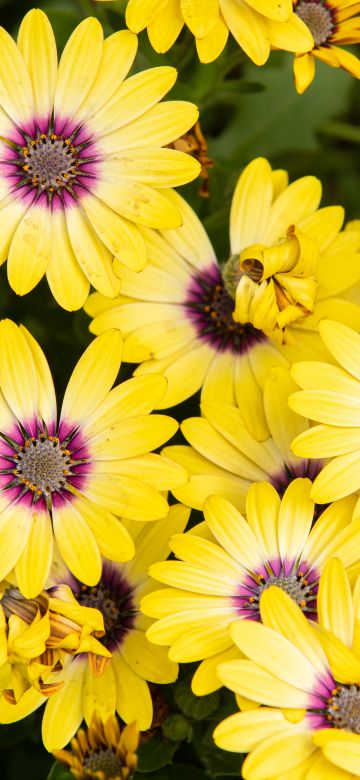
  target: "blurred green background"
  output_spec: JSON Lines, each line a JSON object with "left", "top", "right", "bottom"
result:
{"left": 0, "top": 0, "right": 358, "bottom": 777}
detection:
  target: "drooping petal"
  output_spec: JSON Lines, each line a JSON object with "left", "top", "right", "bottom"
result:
{"left": 7, "top": 202, "right": 52, "bottom": 295}
{"left": 15, "top": 507, "right": 53, "bottom": 598}
{"left": 42, "top": 659, "right": 86, "bottom": 750}
{"left": 112, "top": 652, "right": 153, "bottom": 729}
{"left": 52, "top": 496, "right": 102, "bottom": 585}
{"left": 46, "top": 208, "right": 90, "bottom": 311}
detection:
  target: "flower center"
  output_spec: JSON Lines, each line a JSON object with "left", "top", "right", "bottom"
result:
{"left": 295, "top": 1, "right": 334, "bottom": 46}
{"left": 327, "top": 684, "right": 360, "bottom": 734}
{"left": 11, "top": 435, "right": 72, "bottom": 495}
{"left": 77, "top": 568, "right": 136, "bottom": 650}
{"left": 21, "top": 134, "right": 79, "bottom": 192}
{"left": 184, "top": 266, "right": 267, "bottom": 354}
{"left": 83, "top": 747, "right": 125, "bottom": 778}
{"left": 237, "top": 561, "right": 318, "bottom": 619}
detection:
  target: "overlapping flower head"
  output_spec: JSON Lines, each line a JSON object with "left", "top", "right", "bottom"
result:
{"left": 120, "top": 0, "right": 313, "bottom": 65}
{"left": 0, "top": 320, "right": 186, "bottom": 597}
{"left": 293, "top": 0, "right": 360, "bottom": 93}
{"left": 86, "top": 157, "right": 360, "bottom": 434}
{"left": 163, "top": 366, "right": 325, "bottom": 512}
{"left": 214, "top": 558, "right": 360, "bottom": 779}
{"left": 141, "top": 479, "right": 360, "bottom": 694}
{"left": 54, "top": 713, "right": 139, "bottom": 780}
{"left": 0, "top": 576, "right": 109, "bottom": 705}
{"left": 0, "top": 505, "right": 189, "bottom": 749}
{"left": 0, "top": 9, "right": 200, "bottom": 309}
{"left": 289, "top": 319, "right": 360, "bottom": 503}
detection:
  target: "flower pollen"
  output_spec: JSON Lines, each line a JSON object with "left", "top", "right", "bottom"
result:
{"left": 7, "top": 123, "right": 100, "bottom": 207}
{"left": 295, "top": 1, "right": 334, "bottom": 46}
{"left": 77, "top": 565, "right": 136, "bottom": 651}
{"left": 0, "top": 427, "right": 90, "bottom": 505}
{"left": 83, "top": 747, "right": 125, "bottom": 778}
{"left": 237, "top": 561, "right": 319, "bottom": 619}
{"left": 185, "top": 266, "right": 266, "bottom": 354}
{"left": 326, "top": 684, "right": 360, "bottom": 734}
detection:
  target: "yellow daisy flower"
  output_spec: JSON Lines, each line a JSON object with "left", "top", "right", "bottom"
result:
{"left": 114, "top": 0, "right": 314, "bottom": 65}
{"left": 85, "top": 158, "right": 360, "bottom": 436}
{"left": 141, "top": 479, "right": 360, "bottom": 696}
{"left": 0, "top": 9, "right": 200, "bottom": 310}
{"left": 289, "top": 319, "right": 360, "bottom": 503}
{"left": 214, "top": 559, "right": 360, "bottom": 780}
{"left": 54, "top": 713, "right": 139, "bottom": 780}
{"left": 228, "top": 158, "right": 360, "bottom": 345}
{"left": 163, "top": 366, "right": 325, "bottom": 513}
{"left": 0, "top": 506, "right": 189, "bottom": 749}
{"left": 0, "top": 578, "right": 109, "bottom": 705}
{"left": 293, "top": 1, "right": 360, "bottom": 93}
{"left": 0, "top": 320, "right": 185, "bottom": 598}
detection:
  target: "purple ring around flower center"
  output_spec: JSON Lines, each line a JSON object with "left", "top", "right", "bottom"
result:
{"left": 0, "top": 421, "right": 91, "bottom": 508}
{"left": 75, "top": 561, "right": 137, "bottom": 651}
{"left": 234, "top": 558, "right": 319, "bottom": 620}
{"left": 0, "top": 116, "right": 101, "bottom": 209}
{"left": 184, "top": 264, "right": 267, "bottom": 354}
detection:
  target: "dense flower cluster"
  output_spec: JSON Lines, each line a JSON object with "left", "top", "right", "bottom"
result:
{"left": 0, "top": 6, "right": 359, "bottom": 780}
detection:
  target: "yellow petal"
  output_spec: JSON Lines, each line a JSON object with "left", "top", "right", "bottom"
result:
{"left": 46, "top": 208, "right": 90, "bottom": 311}
{"left": 112, "top": 652, "right": 152, "bottom": 729}
{"left": 54, "top": 18, "right": 103, "bottom": 124}
{"left": 15, "top": 509, "right": 53, "bottom": 599}
{"left": 319, "top": 319, "right": 360, "bottom": 382}
{"left": 17, "top": 9, "right": 57, "bottom": 128}
{"left": 0, "top": 320, "right": 38, "bottom": 426}
{"left": 65, "top": 204, "right": 121, "bottom": 298}
{"left": 260, "top": 587, "right": 329, "bottom": 677}
{"left": 60, "top": 329, "right": 122, "bottom": 429}
{"left": 81, "top": 195, "right": 147, "bottom": 273}
{"left": 122, "top": 630, "right": 178, "bottom": 682}
{"left": 180, "top": 0, "right": 219, "bottom": 38}
{"left": 213, "top": 708, "right": 289, "bottom": 753}
{"left": 83, "top": 662, "right": 116, "bottom": 725}
{"left": 230, "top": 158, "right": 273, "bottom": 254}
{"left": 277, "top": 478, "right": 314, "bottom": 563}
{"left": 196, "top": 14, "right": 229, "bottom": 63}
{"left": 242, "top": 730, "right": 316, "bottom": 780}
{"left": 52, "top": 498, "right": 102, "bottom": 585}
{"left": 42, "top": 659, "right": 86, "bottom": 750}
{"left": 217, "top": 659, "right": 311, "bottom": 708}
{"left": 89, "top": 66, "right": 177, "bottom": 136}
{"left": 246, "top": 0, "right": 292, "bottom": 22}
{"left": 318, "top": 558, "right": 354, "bottom": 648}
{"left": 7, "top": 203, "right": 52, "bottom": 295}
{"left": 0, "top": 25, "right": 34, "bottom": 127}
{"left": 148, "top": 1, "right": 184, "bottom": 52}
{"left": 220, "top": 0, "right": 270, "bottom": 65}
{"left": 72, "top": 496, "right": 135, "bottom": 562}
{"left": 95, "top": 178, "right": 183, "bottom": 229}
{"left": 79, "top": 30, "right": 138, "bottom": 119}
{"left": 230, "top": 620, "right": 316, "bottom": 691}
{"left": 88, "top": 415, "right": 178, "bottom": 459}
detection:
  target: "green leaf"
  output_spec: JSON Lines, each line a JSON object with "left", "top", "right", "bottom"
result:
{"left": 137, "top": 737, "right": 178, "bottom": 773}
{"left": 47, "top": 762, "right": 73, "bottom": 780}
{"left": 196, "top": 744, "right": 244, "bottom": 778}
{"left": 174, "top": 681, "right": 220, "bottom": 721}
{"left": 161, "top": 714, "right": 193, "bottom": 743}
{"left": 211, "top": 54, "right": 351, "bottom": 160}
